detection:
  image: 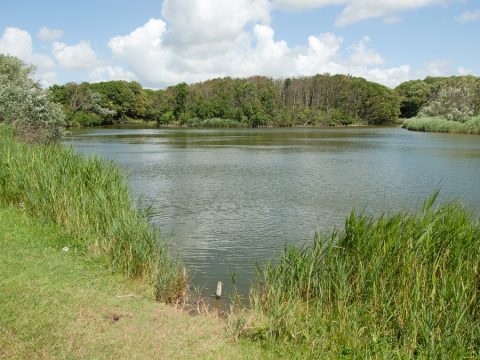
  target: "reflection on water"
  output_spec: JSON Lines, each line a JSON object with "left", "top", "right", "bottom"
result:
{"left": 64, "top": 127, "right": 480, "bottom": 296}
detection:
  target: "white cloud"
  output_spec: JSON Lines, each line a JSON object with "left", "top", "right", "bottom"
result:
{"left": 335, "top": 0, "right": 452, "bottom": 26}
{"left": 417, "top": 60, "right": 451, "bottom": 77}
{"left": 347, "top": 36, "right": 384, "bottom": 66}
{"left": 456, "top": 9, "right": 480, "bottom": 23}
{"left": 272, "top": 0, "right": 456, "bottom": 26}
{"left": 109, "top": 19, "right": 178, "bottom": 86}
{"left": 108, "top": 9, "right": 410, "bottom": 88}
{"left": 0, "top": 27, "right": 57, "bottom": 86}
{"left": 367, "top": 65, "right": 410, "bottom": 86}
{"left": 162, "top": 0, "right": 270, "bottom": 45}
{"left": 52, "top": 40, "right": 98, "bottom": 70}
{"left": 89, "top": 66, "right": 137, "bottom": 82}
{"left": 37, "top": 27, "right": 64, "bottom": 42}
{"left": 7, "top": 1, "right": 461, "bottom": 89}
{"left": 0, "top": 27, "right": 32, "bottom": 60}
{"left": 294, "top": 33, "right": 343, "bottom": 74}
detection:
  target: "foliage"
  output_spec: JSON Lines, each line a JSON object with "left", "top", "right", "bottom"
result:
{"left": 50, "top": 80, "right": 149, "bottom": 126}
{"left": 0, "top": 127, "right": 187, "bottom": 303}
{"left": 234, "top": 194, "right": 480, "bottom": 358}
{"left": 402, "top": 116, "right": 480, "bottom": 134}
{"left": 50, "top": 74, "right": 401, "bottom": 128}
{"left": 419, "top": 86, "right": 476, "bottom": 122}
{"left": 395, "top": 80, "right": 433, "bottom": 118}
{"left": 395, "top": 76, "right": 480, "bottom": 120}
{"left": 90, "top": 80, "right": 147, "bottom": 121}
{"left": 0, "top": 54, "right": 65, "bottom": 143}
{"left": 49, "top": 82, "right": 116, "bottom": 126}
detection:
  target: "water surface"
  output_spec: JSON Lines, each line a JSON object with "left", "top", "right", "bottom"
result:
{"left": 64, "top": 127, "right": 480, "bottom": 296}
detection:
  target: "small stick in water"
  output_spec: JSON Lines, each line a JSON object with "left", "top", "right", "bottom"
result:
{"left": 215, "top": 281, "right": 223, "bottom": 299}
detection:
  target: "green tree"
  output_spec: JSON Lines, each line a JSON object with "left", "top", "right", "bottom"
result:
{"left": 172, "top": 82, "right": 188, "bottom": 119}
{"left": 395, "top": 80, "right": 433, "bottom": 118}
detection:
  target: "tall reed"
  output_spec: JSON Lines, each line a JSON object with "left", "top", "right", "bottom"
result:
{"left": 240, "top": 193, "right": 480, "bottom": 358}
{"left": 403, "top": 116, "right": 480, "bottom": 134}
{"left": 0, "top": 126, "right": 186, "bottom": 302}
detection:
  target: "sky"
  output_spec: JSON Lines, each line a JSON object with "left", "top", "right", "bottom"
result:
{"left": 0, "top": 0, "right": 479, "bottom": 89}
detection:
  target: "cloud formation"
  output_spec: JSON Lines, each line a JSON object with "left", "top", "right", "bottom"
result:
{"left": 272, "top": 0, "right": 455, "bottom": 26}
{"left": 0, "top": 0, "right": 472, "bottom": 89}
{"left": 89, "top": 66, "right": 137, "bottom": 82}
{"left": 0, "top": 27, "right": 57, "bottom": 85}
{"left": 37, "top": 27, "right": 64, "bottom": 42}
{"left": 52, "top": 41, "right": 98, "bottom": 70}
{"left": 107, "top": 0, "right": 411, "bottom": 88}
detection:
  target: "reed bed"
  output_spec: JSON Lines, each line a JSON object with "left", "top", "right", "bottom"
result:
{"left": 182, "top": 117, "right": 248, "bottom": 128}
{"left": 238, "top": 193, "right": 480, "bottom": 358}
{"left": 403, "top": 116, "right": 480, "bottom": 134}
{"left": 0, "top": 126, "right": 186, "bottom": 302}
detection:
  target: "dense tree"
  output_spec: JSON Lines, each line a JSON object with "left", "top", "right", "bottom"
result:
{"left": 49, "top": 74, "right": 404, "bottom": 128}
{"left": 49, "top": 82, "right": 115, "bottom": 126}
{"left": 395, "top": 80, "right": 433, "bottom": 118}
{"left": 89, "top": 80, "right": 147, "bottom": 121}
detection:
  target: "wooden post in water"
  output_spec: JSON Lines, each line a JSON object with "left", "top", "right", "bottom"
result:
{"left": 215, "top": 281, "right": 223, "bottom": 299}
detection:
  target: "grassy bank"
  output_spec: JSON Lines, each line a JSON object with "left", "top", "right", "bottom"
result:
{"left": 0, "top": 126, "right": 185, "bottom": 303}
{"left": 403, "top": 116, "right": 480, "bottom": 134}
{"left": 232, "top": 194, "right": 480, "bottom": 358}
{"left": 0, "top": 206, "right": 265, "bottom": 359}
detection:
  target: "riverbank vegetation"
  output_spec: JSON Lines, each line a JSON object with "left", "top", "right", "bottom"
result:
{"left": 231, "top": 194, "right": 480, "bottom": 358}
{"left": 47, "top": 68, "right": 480, "bottom": 134}
{"left": 0, "top": 55, "right": 186, "bottom": 303}
{"left": 396, "top": 75, "right": 480, "bottom": 134}
{"left": 0, "top": 127, "right": 186, "bottom": 303}
{"left": 49, "top": 74, "right": 400, "bottom": 128}
{"left": 403, "top": 116, "right": 480, "bottom": 134}
{"left": 2, "top": 54, "right": 480, "bottom": 358}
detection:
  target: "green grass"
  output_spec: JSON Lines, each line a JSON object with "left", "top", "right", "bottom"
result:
{"left": 403, "top": 116, "right": 480, "bottom": 134}
{"left": 232, "top": 193, "right": 480, "bottom": 358}
{"left": 0, "top": 126, "right": 185, "bottom": 302}
{"left": 0, "top": 205, "right": 266, "bottom": 359}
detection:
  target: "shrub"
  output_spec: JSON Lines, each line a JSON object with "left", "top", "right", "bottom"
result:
{"left": 0, "top": 55, "right": 65, "bottom": 143}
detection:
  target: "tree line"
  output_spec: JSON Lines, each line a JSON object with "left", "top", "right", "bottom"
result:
{"left": 3, "top": 54, "right": 480, "bottom": 134}
{"left": 48, "top": 74, "right": 401, "bottom": 127}
{"left": 44, "top": 68, "right": 480, "bottom": 129}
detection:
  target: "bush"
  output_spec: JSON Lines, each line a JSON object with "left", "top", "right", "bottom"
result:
{"left": 0, "top": 55, "right": 65, "bottom": 143}
{"left": 419, "top": 86, "right": 475, "bottom": 122}
{"left": 69, "top": 111, "right": 103, "bottom": 127}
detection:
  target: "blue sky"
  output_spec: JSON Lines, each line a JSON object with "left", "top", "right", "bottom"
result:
{"left": 0, "top": 0, "right": 479, "bottom": 88}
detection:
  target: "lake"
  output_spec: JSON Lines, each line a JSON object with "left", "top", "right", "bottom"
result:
{"left": 64, "top": 127, "right": 480, "bottom": 297}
